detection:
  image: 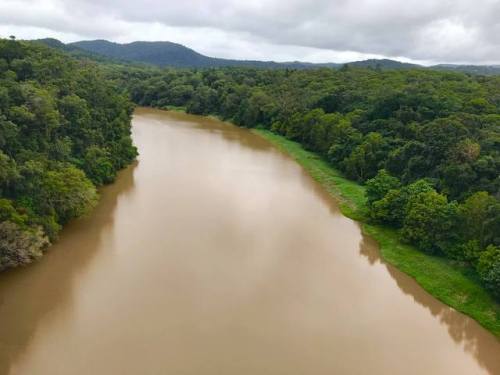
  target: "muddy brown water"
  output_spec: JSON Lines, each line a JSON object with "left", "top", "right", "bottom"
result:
{"left": 0, "top": 107, "right": 499, "bottom": 375}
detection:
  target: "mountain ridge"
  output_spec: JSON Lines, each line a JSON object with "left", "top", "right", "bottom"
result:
{"left": 69, "top": 39, "right": 340, "bottom": 69}
{"left": 34, "top": 38, "right": 500, "bottom": 74}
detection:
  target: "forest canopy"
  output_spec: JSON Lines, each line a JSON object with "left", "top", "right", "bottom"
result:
{"left": 0, "top": 39, "right": 137, "bottom": 270}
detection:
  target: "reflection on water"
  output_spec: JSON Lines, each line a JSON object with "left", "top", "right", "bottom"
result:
{"left": 0, "top": 107, "right": 498, "bottom": 375}
{"left": 0, "top": 163, "right": 137, "bottom": 375}
{"left": 358, "top": 237, "right": 500, "bottom": 374}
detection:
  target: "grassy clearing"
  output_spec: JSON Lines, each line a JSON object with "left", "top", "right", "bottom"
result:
{"left": 253, "top": 128, "right": 500, "bottom": 337}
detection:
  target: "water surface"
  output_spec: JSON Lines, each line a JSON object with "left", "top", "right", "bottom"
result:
{"left": 0, "top": 108, "right": 498, "bottom": 374}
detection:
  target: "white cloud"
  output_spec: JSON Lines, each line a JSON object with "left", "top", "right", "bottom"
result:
{"left": 1, "top": 0, "right": 499, "bottom": 64}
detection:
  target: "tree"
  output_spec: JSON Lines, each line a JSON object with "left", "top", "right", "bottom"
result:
{"left": 0, "top": 151, "right": 19, "bottom": 194}
{"left": 41, "top": 165, "right": 98, "bottom": 224}
{"left": 327, "top": 121, "right": 362, "bottom": 164}
{"left": 0, "top": 221, "right": 48, "bottom": 271}
{"left": 385, "top": 141, "right": 429, "bottom": 182}
{"left": 458, "top": 192, "right": 500, "bottom": 248}
{"left": 402, "top": 190, "right": 458, "bottom": 253}
{"left": 365, "top": 169, "right": 400, "bottom": 207}
{"left": 344, "top": 132, "right": 388, "bottom": 182}
{"left": 239, "top": 90, "right": 274, "bottom": 127}
{"left": 476, "top": 245, "right": 500, "bottom": 299}
{"left": 83, "top": 146, "right": 115, "bottom": 185}
{"left": 418, "top": 117, "right": 469, "bottom": 168}
{"left": 0, "top": 199, "right": 27, "bottom": 225}
{"left": 186, "top": 85, "right": 218, "bottom": 115}
{"left": 369, "top": 179, "right": 434, "bottom": 226}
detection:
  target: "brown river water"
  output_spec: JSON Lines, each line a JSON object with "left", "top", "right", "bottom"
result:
{"left": 0, "top": 107, "right": 499, "bottom": 374}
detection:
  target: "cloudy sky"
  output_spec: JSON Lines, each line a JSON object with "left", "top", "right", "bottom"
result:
{"left": 1, "top": 0, "right": 500, "bottom": 65}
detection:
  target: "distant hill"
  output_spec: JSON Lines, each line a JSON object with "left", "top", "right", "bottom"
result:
{"left": 432, "top": 64, "right": 500, "bottom": 76}
{"left": 346, "top": 58, "right": 421, "bottom": 70}
{"left": 71, "top": 40, "right": 211, "bottom": 67}
{"left": 35, "top": 38, "right": 500, "bottom": 75}
{"left": 68, "top": 39, "right": 339, "bottom": 69}
{"left": 34, "top": 38, "right": 129, "bottom": 64}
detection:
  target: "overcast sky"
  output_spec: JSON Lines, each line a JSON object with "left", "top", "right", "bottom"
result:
{"left": 1, "top": 0, "right": 499, "bottom": 65}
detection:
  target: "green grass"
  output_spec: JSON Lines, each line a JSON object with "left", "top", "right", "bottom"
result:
{"left": 253, "top": 128, "right": 500, "bottom": 337}
{"left": 163, "top": 105, "right": 187, "bottom": 112}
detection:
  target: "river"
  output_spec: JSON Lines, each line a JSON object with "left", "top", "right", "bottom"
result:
{"left": 0, "top": 107, "right": 498, "bottom": 374}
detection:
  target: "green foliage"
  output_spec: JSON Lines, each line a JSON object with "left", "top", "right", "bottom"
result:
{"left": 0, "top": 199, "right": 27, "bottom": 225}
{"left": 369, "top": 179, "right": 434, "bottom": 226}
{"left": 83, "top": 146, "right": 115, "bottom": 185}
{"left": 477, "top": 246, "right": 500, "bottom": 299}
{"left": 365, "top": 169, "right": 400, "bottom": 206}
{"left": 0, "top": 221, "right": 48, "bottom": 271}
{"left": 0, "top": 39, "right": 136, "bottom": 270}
{"left": 401, "top": 190, "right": 458, "bottom": 254}
{"left": 41, "top": 166, "right": 98, "bottom": 223}
{"left": 0, "top": 151, "right": 19, "bottom": 193}
{"left": 344, "top": 132, "right": 389, "bottom": 181}
{"left": 458, "top": 192, "right": 500, "bottom": 248}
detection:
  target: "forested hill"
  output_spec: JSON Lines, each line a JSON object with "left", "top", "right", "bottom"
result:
{"left": 0, "top": 38, "right": 137, "bottom": 270}
{"left": 39, "top": 38, "right": 500, "bottom": 75}
{"left": 69, "top": 39, "right": 340, "bottom": 69}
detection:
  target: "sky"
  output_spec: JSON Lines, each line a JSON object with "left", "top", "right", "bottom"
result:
{"left": 1, "top": 0, "right": 499, "bottom": 65}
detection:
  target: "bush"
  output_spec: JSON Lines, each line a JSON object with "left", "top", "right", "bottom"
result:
{"left": 401, "top": 190, "right": 458, "bottom": 254}
{"left": 0, "top": 221, "right": 49, "bottom": 270}
{"left": 476, "top": 245, "right": 500, "bottom": 299}
{"left": 368, "top": 179, "right": 434, "bottom": 227}
{"left": 365, "top": 169, "right": 400, "bottom": 207}
{"left": 42, "top": 165, "right": 98, "bottom": 223}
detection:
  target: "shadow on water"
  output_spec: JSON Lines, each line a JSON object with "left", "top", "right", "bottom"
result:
{"left": 0, "top": 162, "right": 137, "bottom": 375}
{"left": 291, "top": 146, "right": 500, "bottom": 373}
{"left": 358, "top": 234, "right": 500, "bottom": 374}
{"left": 293, "top": 149, "right": 500, "bottom": 372}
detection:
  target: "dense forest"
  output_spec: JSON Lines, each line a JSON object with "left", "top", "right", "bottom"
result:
{"left": 0, "top": 39, "right": 137, "bottom": 270}
{"left": 113, "top": 65, "right": 500, "bottom": 299}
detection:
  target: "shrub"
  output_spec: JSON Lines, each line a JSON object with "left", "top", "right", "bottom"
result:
{"left": 0, "top": 221, "right": 49, "bottom": 270}
{"left": 476, "top": 245, "right": 500, "bottom": 299}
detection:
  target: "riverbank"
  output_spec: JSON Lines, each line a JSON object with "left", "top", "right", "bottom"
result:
{"left": 4, "top": 107, "right": 498, "bottom": 374}
{"left": 252, "top": 129, "right": 500, "bottom": 337}
{"left": 156, "top": 106, "right": 500, "bottom": 337}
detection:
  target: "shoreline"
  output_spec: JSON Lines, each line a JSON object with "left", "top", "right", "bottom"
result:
{"left": 251, "top": 128, "right": 500, "bottom": 337}
{"left": 157, "top": 106, "right": 500, "bottom": 337}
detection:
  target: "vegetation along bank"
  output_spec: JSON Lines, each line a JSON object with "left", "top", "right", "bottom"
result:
{"left": 0, "top": 39, "right": 137, "bottom": 270}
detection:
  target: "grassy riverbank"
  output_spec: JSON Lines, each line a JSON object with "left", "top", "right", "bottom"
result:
{"left": 163, "top": 105, "right": 187, "bottom": 112}
{"left": 253, "top": 128, "right": 500, "bottom": 337}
